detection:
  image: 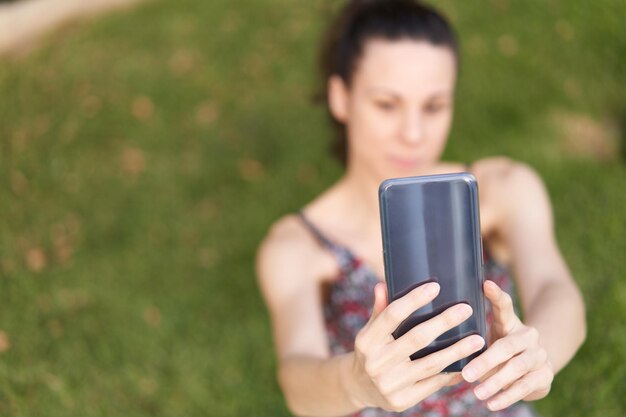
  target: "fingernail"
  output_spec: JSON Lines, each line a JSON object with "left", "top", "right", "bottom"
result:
{"left": 470, "top": 336, "right": 485, "bottom": 349}
{"left": 456, "top": 304, "right": 472, "bottom": 319}
{"left": 424, "top": 282, "right": 440, "bottom": 295}
{"left": 462, "top": 366, "right": 477, "bottom": 382}
{"left": 474, "top": 386, "right": 488, "bottom": 400}
{"left": 487, "top": 399, "right": 500, "bottom": 410}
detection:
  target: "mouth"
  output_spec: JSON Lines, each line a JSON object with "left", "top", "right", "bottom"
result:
{"left": 389, "top": 156, "right": 420, "bottom": 170}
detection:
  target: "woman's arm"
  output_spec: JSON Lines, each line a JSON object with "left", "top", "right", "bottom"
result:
{"left": 256, "top": 218, "right": 359, "bottom": 416}
{"left": 461, "top": 160, "right": 586, "bottom": 410}
{"left": 257, "top": 217, "right": 484, "bottom": 416}
{"left": 497, "top": 162, "right": 586, "bottom": 371}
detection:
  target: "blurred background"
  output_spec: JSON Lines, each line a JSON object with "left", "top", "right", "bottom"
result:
{"left": 0, "top": 0, "right": 624, "bottom": 415}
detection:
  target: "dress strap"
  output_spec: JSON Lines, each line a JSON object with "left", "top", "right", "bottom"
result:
{"left": 296, "top": 211, "right": 355, "bottom": 273}
{"left": 297, "top": 211, "right": 337, "bottom": 251}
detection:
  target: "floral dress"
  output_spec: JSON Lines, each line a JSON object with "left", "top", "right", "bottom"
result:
{"left": 298, "top": 211, "right": 539, "bottom": 417}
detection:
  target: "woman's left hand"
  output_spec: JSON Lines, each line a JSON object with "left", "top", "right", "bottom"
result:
{"left": 461, "top": 280, "right": 554, "bottom": 411}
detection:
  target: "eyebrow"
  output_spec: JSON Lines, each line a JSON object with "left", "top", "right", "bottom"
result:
{"left": 366, "top": 87, "right": 453, "bottom": 99}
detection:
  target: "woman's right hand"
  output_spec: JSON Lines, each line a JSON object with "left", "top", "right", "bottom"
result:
{"left": 347, "top": 281, "right": 485, "bottom": 412}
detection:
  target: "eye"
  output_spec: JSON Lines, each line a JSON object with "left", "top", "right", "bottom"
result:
{"left": 424, "top": 102, "right": 448, "bottom": 114}
{"left": 375, "top": 100, "right": 396, "bottom": 111}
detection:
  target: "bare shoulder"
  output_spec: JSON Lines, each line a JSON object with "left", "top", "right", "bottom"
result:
{"left": 470, "top": 156, "right": 553, "bottom": 234}
{"left": 259, "top": 214, "right": 313, "bottom": 254}
{"left": 256, "top": 214, "right": 319, "bottom": 281}
{"left": 471, "top": 156, "right": 535, "bottom": 185}
{"left": 471, "top": 156, "right": 548, "bottom": 204}
{"left": 256, "top": 214, "right": 333, "bottom": 302}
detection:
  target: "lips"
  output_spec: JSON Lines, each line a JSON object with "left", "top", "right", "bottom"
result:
{"left": 389, "top": 156, "right": 420, "bottom": 169}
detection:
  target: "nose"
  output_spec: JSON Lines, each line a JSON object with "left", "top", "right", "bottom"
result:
{"left": 400, "top": 109, "right": 424, "bottom": 145}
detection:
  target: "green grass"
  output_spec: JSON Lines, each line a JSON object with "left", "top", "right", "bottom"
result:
{"left": 0, "top": 0, "right": 624, "bottom": 415}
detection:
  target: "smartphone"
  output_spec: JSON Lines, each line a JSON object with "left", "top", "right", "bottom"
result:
{"left": 378, "top": 172, "right": 487, "bottom": 373}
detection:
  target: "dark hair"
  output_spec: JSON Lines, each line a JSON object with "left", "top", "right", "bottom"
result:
{"left": 318, "top": 0, "right": 459, "bottom": 165}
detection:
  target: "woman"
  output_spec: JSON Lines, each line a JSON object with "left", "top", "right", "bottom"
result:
{"left": 256, "top": 1, "right": 586, "bottom": 416}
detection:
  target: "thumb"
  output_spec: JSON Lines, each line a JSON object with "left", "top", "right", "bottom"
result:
{"left": 369, "top": 282, "right": 388, "bottom": 323}
{"left": 485, "top": 280, "right": 520, "bottom": 335}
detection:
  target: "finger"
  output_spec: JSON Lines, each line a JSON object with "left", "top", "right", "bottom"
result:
{"left": 407, "top": 334, "right": 485, "bottom": 381}
{"left": 384, "top": 373, "right": 457, "bottom": 412}
{"left": 461, "top": 332, "right": 529, "bottom": 383}
{"left": 409, "top": 373, "right": 459, "bottom": 403}
{"left": 368, "top": 282, "right": 389, "bottom": 323}
{"left": 386, "top": 303, "right": 475, "bottom": 362}
{"left": 485, "top": 368, "right": 553, "bottom": 411}
{"left": 357, "top": 283, "right": 392, "bottom": 347}
{"left": 379, "top": 335, "right": 485, "bottom": 393}
{"left": 369, "top": 282, "right": 440, "bottom": 339}
{"left": 473, "top": 348, "right": 545, "bottom": 401}
{"left": 484, "top": 280, "right": 520, "bottom": 335}
{"left": 476, "top": 366, "right": 499, "bottom": 384}
{"left": 445, "top": 373, "right": 464, "bottom": 387}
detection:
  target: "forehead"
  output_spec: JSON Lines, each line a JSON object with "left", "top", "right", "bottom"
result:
{"left": 352, "top": 39, "right": 456, "bottom": 95}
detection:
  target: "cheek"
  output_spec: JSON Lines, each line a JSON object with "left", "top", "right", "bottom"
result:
{"left": 348, "top": 114, "right": 397, "bottom": 167}
{"left": 349, "top": 104, "right": 397, "bottom": 148}
{"left": 425, "top": 111, "right": 453, "bottom": 147}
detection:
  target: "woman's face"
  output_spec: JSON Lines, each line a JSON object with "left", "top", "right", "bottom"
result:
{"left": 329, "top": 39, "right": 457, "bottom": 180}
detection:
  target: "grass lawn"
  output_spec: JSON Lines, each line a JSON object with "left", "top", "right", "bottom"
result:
{"left": 0, "top": 0, "right": 624, "bottom": 415}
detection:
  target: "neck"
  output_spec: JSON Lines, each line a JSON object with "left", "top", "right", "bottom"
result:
{"left": 336, "top": 161, "right": 384, "bottom": 225}
{"left": 337, "top": 158, "right": 451, "bottom": 224}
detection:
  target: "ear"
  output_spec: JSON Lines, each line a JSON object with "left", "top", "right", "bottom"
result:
{"left": 327, "top": 75, "right": 349, "bottom": 123}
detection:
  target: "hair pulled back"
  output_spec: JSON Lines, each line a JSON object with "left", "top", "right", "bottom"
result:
{"left": 318, "top": 0, "right": 459, "bottom": 165}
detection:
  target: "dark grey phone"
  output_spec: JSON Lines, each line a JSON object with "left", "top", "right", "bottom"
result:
{"left": 378, "top": 172, "right": 487, "bottom": 373}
